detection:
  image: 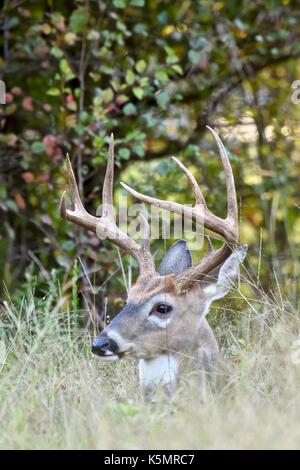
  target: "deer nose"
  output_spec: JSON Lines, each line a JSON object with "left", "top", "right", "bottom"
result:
{"left": 91, "top": 336, "right": 118, "bottom": 356}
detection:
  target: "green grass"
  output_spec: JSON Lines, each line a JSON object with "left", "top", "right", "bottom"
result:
{"left": 0, "top": 277, "right": 300, "bottom": 450}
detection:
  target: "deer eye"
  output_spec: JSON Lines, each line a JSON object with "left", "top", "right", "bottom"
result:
{"left": 153, "top": 303, "right": 173, "bottom": 315}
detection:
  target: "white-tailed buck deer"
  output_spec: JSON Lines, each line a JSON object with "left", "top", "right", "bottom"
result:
{"left": 60, "top": 127, "right": 247, "bottom": 396}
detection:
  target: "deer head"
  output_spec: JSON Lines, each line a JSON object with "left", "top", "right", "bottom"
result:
{"left": 60, "top": 128, "right": 247, "bottom": 366}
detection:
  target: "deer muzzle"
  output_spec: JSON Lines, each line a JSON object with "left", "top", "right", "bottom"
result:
{"left": 92, "top": 335, "right": 119, "bottom": 357}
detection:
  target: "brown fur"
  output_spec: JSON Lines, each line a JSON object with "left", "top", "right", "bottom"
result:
{"left": 128, "top": 273, "right": 177, "bottom": 301}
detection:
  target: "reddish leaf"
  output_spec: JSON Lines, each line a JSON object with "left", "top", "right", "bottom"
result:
{"left": 43, "top": 135, "right": 56, "bottom": 156}
{"left": 54, "top": 146, "right": 62, "bottom": 159}
{"left": 18, "top": 7, "right": 31, "bottom": 17}
{"left": 22, "top": 172, "right": 35, "bottom": 183}
{"left": 14, "top": 193, "right": 26, "bottom": 210}
{"left": 5, "top": 93, "right": 13, "bottom": 103}
{"left": 11, "top": 87, "right": 22, "bottom": 96}
{"left": 22, "top": 96, "right": 33, "bottom": 111}
{"left": 37, "top": 173, "right": 50, "bottom": 183}
{"left": 43, "top": 103, "right": 52, "bottom": 112}
{"left": 89, "top": 236, "right": 100, "bottom": 247}
{"left": 66, "top": 94, "right": 73, "bottom": 103}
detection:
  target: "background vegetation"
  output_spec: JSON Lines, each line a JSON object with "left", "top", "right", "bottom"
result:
{"left": 0, "top": 0, "right": 299, "bottom": 450}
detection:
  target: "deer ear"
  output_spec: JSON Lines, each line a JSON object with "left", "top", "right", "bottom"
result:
{"left": 159, "top": 240, "right": 192, "bottom": 275}
{"left": 203, "top": 245, "right": 247, "bottom": 301}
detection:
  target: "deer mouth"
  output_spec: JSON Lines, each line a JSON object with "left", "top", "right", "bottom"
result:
{"left": 91, "top": 336, "right": 133, "bottom": 361}
{"left": 97, "top": 349, "right": 132, "bottom": 361}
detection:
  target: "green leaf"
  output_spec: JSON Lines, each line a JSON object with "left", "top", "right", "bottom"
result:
{"left": 57, "top": 255, "right": 71, "bottom": 269}
{"left": 0, "top": 186, "right": 7, "bottom": 198}
{"left": 93, "top": 136, "right": 105, "bottom": 150}
{"left": 155, "top": 69, "right": 169, "bottom": 84}
{"left": 74, "top": 124, "right": 86, "bottom": 136}
{"left": 183, "top": 144, "right": 199, "bottom": 158}
{"left": 143, "top": 113, "right": 157, "bottom": 128}
{"left": 6, "top": 200, "right": 18, "bottom": 212}
{"left": 69, "top": 8, "right": 88, "bottom": 34}
{"left": 100, "top": 65, "right": 115, "bottom": 75}
{"left": 188, "top": 50, "right": 200, "bottom": 64}
{"left": 46, "top": 88, "right": 60, "bottom": 96}
{"left": 190, "top": 36, "right": 208, "bottom": 49}
{"left": 156, "top": 91, "right": 170, "bottom": 109}
{"left": 133, "top": 23, "right": 147, "bottom": 35}
{"left": 113, "top": 0, "right": 127, "bottom": 7}
{"left": 116, "top": 94, "right": 129, "bottom": 105}
{"left": 118, "top": 148, "right": 130, "bottom": 160}
{"left": 133, "top": 87, "right": 143, "bottom": 100}
{"left": 125, "top": 70, "right": 136, "bottom": 85}
{"left": 157, "top": 11, "right": 168, "bottom": 25}
{"left": 116, "top": 19, "right": 125, "bottom": 31}
{"left": 123, "top": 103, "right": 136, "bottom": 116}
{"left": 135, "top": 59, "right": 146, "bottom": 73}
{"left": 61, "top": 240, "right": 76, "bottom": 252}
{"left": 102, "top": 88, "right": 114, "bottom": 103}
{"left": 59, "top": 59, "right": 75, "bottom": 81}
{"left": 125, "top": 130, "right": 145, "bottom": 141}
{"left": 92, "top": 155, "right": 106, "bottom": 166}
{"left": 74, "top": 88, "right": 81, "bottom": 98}
{"left": 79, "top": 111, "right": 89, "bottom": 123}
{"left": 130, "top": 0, "right": 144, "bottom": 6}
{"left": 164, "top": 46, "right": 179, "bottom": 64}
{"left": 139, "top": 77, "right": 149, "bottom": 87}
{"left": 132, "top": 143, "right": 145, "bottom": 157}
{"left": 50, "top": 46, "right": 63, "bottom": 59}
{"left": 155, "top": 161, "right": 169, "bottom": 176}
{"left": 31, "top": 141, "right": 44, "bottom": 154}
{"left": 172, "top": 64, "right": 183, "bottom": 75}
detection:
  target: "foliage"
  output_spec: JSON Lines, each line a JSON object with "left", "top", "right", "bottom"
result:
{"left": 0, "top": 0, "right": 299, "bottom": 308}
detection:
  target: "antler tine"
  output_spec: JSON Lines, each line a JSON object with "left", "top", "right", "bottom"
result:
{"left": 59, "top": 190, "right": 68, "bottom": 219}
{"left": 176, "top": 128, "right": 239, "bottom": 290}
{"left": 171, "top": 156, "right": 206, "bottom": 206}
{"left": 60, "top": 152, "right": 104, "bottom": 231}
{"left": 206, "top": 126, "right": 238, "bottom": 224}
{"left": 60, "top": 154, "right": 88, "bottom": 223}
{"left": 120, "top": 181, "right": 195, "bottom": 221}
{"left": 65, "top": 153, "right": 86, "bottom": 213}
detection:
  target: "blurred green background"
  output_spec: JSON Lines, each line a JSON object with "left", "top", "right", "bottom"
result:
{"left": 0, "top": 0, "right": 299, "bottom": 317}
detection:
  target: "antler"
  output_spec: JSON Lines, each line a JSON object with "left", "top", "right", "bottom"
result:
{"left": 60, "top": 134, "right": 155, "bottom": 275}
{"left": 121, "top": 126, "right": 238, "bottom": 291}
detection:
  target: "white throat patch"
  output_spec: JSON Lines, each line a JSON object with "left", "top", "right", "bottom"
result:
{"left": 138, "top": 354, "right": 179, "bottom": 392}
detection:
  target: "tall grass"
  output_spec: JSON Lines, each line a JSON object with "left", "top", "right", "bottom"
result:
{"left": 0, "top": 270, "right": 300, "bottom": 450}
